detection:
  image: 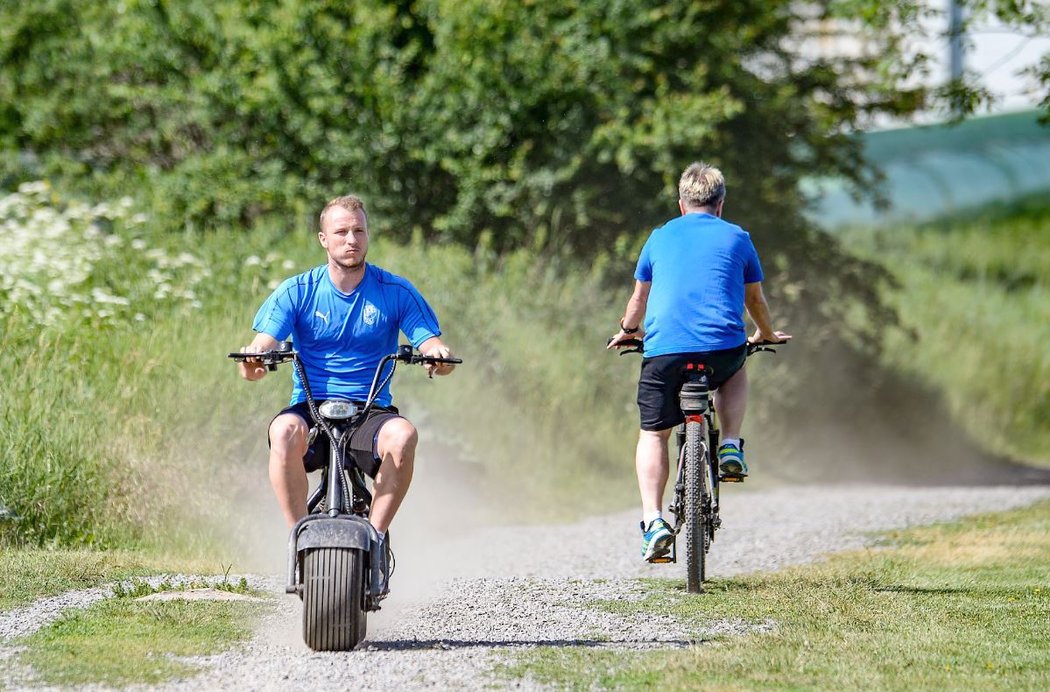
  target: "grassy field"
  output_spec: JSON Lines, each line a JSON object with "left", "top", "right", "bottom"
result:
{"left": 844, "top": 196, "right": 1050, "bottom": 465}
{"left": 503, "top": 500, "right": 1050, "bottom": 689}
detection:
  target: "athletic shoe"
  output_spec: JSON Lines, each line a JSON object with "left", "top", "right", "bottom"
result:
{"left": 370, "top": 534, "right": 393, "bottom": 601}
{"left": 718, "top": 441, "right": 748, "bottom": 478}
{"left": 640, "top": 518, "right": 674, "bottom": 562}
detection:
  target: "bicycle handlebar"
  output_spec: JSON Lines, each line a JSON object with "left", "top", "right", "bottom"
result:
{"left": 227, "top": 342, "right": 463, "bottom": 369}
{"left": 393, "top": 343, "right": 464, "bottom": 366}
{"left": 607, "top": 338, "right": 788, "bottom": 357}
{"left": 227, "top": 344, "right": 297, "bottom": 371}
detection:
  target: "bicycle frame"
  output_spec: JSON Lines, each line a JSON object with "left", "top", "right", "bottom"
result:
{"left": 659, "top": 364, "right": 721, "bottom": 566}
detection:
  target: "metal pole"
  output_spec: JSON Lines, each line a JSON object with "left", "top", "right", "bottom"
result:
{"left": 949, "top": 0, "right": 965, "bottom": 82}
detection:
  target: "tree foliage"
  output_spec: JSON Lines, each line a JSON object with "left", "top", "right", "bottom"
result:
{"left": 0, "top": 1, "right": 1046, "bottom": 304}
{"left": 2, "top": 1, "right": 1046, "bottom": 246}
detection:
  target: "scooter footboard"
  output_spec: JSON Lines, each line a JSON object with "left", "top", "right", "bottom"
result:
{"left": 286, "top": 515, "right": 376, "bottom": 594}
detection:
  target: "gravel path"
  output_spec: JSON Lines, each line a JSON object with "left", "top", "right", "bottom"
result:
{"left": 3, "top": 483, "right": 1048, "bottom": 690}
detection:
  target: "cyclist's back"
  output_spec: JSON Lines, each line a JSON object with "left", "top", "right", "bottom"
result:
{"left": 637, "top": 212, "right": 763, "bottom": 357}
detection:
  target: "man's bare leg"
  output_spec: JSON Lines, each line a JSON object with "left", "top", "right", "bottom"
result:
{"left": 636, "top": 428, "right": 673, "bottom": 516}
{"left": 713, "top": 366, "right": 748, "bottom": 439}
{"left": 268, "top": 414, "right": 310, "bottom": 528}
{"left": 368, "top": 418, "right": 418, "bottom": 534}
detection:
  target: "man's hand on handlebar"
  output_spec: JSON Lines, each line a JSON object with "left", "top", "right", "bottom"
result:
{"left": 607, "top": 328, "right": 645, "bottom": 351}
{"left": 237, "top": 333, "right": 281, "bottom": 381}
{"left": 749, "top": 329, "right": 792, "bottom": 345}
{"left": 419, "top": 337, "right": 457, "bottom": 378}
{"left": 238, "top": 345, "right": 271, "bottom": 381}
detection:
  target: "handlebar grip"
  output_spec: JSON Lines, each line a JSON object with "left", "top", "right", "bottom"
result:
{"left": 608, "top": 336, "right": 645, "bottom": 355}
{"left": 227, "top": 349, "right": 298, "bottom": 362}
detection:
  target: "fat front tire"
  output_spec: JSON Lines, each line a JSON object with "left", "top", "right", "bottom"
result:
{"left": 683, "top": 419, "right": 709, "bottom": 593}
{"left": 301, "top": 547, "right": 367, "bottom": 651}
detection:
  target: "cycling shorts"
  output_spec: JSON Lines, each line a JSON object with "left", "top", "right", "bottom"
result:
{"left": 269, "top": 401, "right": 401, "bottom": 478}
{"left": 636, "top": 344, "right": 747, "bottom": 431}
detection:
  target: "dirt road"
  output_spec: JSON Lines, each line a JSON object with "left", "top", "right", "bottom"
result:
{"left": 161, "top": 482, "right": 1050, "bottom": 690}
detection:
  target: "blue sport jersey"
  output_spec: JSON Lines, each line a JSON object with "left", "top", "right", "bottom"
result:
{"left": 634, "top": 213, "right": 764, "bottom": 357}
{"left": 252, "top": 264, "right": 442, "bottom": 407}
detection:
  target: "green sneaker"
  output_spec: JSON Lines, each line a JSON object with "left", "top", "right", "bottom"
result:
{"left": 718, "top": 441, "right": 748, "bottom": 478}
{"left": 640, "top": 518, "right": 674, "bottom": 562}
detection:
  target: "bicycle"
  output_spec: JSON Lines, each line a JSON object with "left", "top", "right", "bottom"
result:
{"left": 613, "top": 338, "right": 782, "bottom": 593}
{"left": 228, "top": 342, "right": 462, "bottom": 650}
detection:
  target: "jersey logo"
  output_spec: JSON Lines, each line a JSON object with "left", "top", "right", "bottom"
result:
{"left": 363, "top": 303, "right": 379, "bottom": 326}
{"left": 315, "top": 310, "right": 330, "bottom": 325}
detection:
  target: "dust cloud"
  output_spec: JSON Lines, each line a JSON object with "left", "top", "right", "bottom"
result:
{"left": 195, "top": 338, "right": 1048, "bottom": 598}
{"left": 213, "top": 420, "right": 500, "bottom": 590}
{"left": 750, "top": 338, "right": 1050, "bottom": 486}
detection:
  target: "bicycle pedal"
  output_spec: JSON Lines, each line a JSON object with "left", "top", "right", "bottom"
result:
{"left": 720, "top": 473, "right": 746, "bottom": 483}
{"left": 649, "top": 556, "right": 674, "bottom": 564}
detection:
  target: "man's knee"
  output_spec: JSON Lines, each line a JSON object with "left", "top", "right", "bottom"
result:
{"left": 377, "top": 418, "right": 418, "bottom": 461}
{"left": 639, "top": 427, "right": 673, "bottom": 442}
{"left": 269, "top": 414, "right": 309, "bottom": 456}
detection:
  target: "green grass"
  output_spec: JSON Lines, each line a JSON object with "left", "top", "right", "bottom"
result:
{"left": 0, "top": 550, "right": 252, "bottom": 612}
{"left": 0, "top": 550, "right": 151, "bottom": 611}
{"left": 845, "top": 196, "right": 1050, "bottom": 464}
{"left": 15, "top": 596, "right": 266, "bottom": 687}
{"left": 503, "top": 500, "right": 1050, "bottom": 690}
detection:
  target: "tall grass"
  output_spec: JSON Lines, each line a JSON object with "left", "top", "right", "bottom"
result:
{"left": 846, "top": 196, "right": 1050, "bottom": 463}
{"left": 0, "top": 183, "right": 292, "bottom": 550}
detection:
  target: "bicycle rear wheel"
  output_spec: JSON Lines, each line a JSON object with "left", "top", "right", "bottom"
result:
{"left": 683, "top": 418, "right": 710, "bottom": 593}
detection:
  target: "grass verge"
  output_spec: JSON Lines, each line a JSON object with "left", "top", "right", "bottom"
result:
{"left": 15, "top": 594, "right": 266, "bottom": 687}
{"left": 502, "top": 500, "right": 1050, "bottom": 690}
{"left": 0, "top": 550, "right": 248, "bottom": 612}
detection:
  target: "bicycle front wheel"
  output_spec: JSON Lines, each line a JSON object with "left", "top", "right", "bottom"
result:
{"left": 683, "top": 418, "right": 710, "bottom": 593}
{"left": 301, "top": 547, "right": 368, "bottom": 651}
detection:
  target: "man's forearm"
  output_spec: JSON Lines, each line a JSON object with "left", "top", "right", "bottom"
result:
{"left": 621, "top": 281, "right": 651, "bottom": 331}
{"left": 745, "top": 298, "right": 776, "bottom": 337}
{"left": 622, "top": 297, "right": 646, "bottom": 330}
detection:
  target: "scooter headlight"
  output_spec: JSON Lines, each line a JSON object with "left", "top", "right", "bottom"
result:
{"left": 318, "top": 400, "right": 357, "bottom": 420}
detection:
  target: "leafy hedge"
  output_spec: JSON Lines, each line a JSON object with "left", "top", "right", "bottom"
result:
{"left": 0, "top": 0, "right": 954, "bottom": 251}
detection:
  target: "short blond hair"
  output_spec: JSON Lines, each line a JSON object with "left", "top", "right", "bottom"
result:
{"left": 319, "top": 194, "right": 367, "bottom": 231}
{"left": 678, "top": 162, "right": 725, "bottom": 210}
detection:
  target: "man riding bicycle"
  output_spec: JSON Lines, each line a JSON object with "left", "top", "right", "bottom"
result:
{"left": 236, "top": 194, "right": 456, "bottom": 591}
{"left": 608, "top": 162, "right": 790, "bottom": 562}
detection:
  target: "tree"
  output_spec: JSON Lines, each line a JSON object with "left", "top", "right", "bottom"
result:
{"left": 1, "top": 0, "right": 1046, "bottom": 251}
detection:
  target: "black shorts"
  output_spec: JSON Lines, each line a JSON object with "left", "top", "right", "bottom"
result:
{"left": 637, "top": 344, "right": 748, "bottom": 431}
{"left": 269, "top": 401, "right": 401, "bottom": 478}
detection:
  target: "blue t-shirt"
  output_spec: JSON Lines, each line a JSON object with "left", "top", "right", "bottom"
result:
{"left": 634, "top": 213, "right": 764, "bottom": 356}
{"left": 252, "top": 263, "right": 441, "bottom": 407}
